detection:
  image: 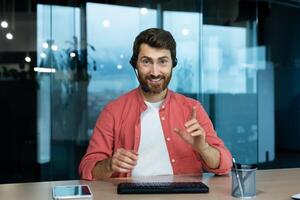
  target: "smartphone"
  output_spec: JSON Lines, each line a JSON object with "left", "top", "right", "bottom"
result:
{"left": 52, "top": 185, "right": 92, "bottom": 199}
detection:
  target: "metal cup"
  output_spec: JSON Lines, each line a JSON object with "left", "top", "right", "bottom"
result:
{"left": 232, "top": 164, "right": 257, "bottom": 198}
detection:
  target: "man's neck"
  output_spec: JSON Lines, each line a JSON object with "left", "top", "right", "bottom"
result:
{"left": 139, "top": 87, "right": 168, "bottom": 103}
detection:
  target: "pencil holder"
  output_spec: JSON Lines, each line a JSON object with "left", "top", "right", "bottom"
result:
{"left": 231, "top": 164, "right": 257, "bottom": 198}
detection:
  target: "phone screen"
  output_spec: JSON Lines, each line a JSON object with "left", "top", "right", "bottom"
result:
{"left": 53, "top": 185, "right": 92, "bottom": 199}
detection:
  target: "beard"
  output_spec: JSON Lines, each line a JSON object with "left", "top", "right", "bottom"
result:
{"left": 137, "top": 71, "right": 172, "bottom": 94}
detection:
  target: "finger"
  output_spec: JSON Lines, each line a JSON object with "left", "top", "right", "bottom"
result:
{"left": 112, "top": 164, "right": 130, "bottom": 173}
{"left": 114, "top": 159, "right": 135, "bottom": 170}
{"left": 174, "top": 128, "right": 185, "bottom": 137}
{"left": 191, "top": 106, "right": 197, "bottom": 119}
{"left": 111, "top": 157, "right": 135, "bottom": 173}
{"left": 115, "top": 167, "right": 129, "bottom": 173}
{"left": 117, "top": 153, "right": 138, "bottom": 166}
{"left": 174, "top": 128, "right": 193, "bottom": 144}
{"left": 184, "top": 118, "right": 198, "bottom": 128}
{"left": 113, "top": 149, "right": 138, "bottom": 167}
{"left": 186, "top": 123, "right": 201, "bottom": 133}
{"left": 174, "top": 128, "right": 181, "bottom": 134}
{"left": 130, "top": 150, "right": 139, "bottom": 156}
{"left": 190, "top": 129, "right": 203, "bottom": 137}
{"left": 120, "top": 149, "right": 138, "bottom": 161}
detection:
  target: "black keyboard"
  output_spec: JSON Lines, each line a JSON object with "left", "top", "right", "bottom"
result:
{"left": 117, "top": 182, "right": 209, "bottom": 194}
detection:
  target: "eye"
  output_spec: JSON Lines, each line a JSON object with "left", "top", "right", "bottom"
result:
{"left": 159, "top": 59, "right": 168, "bottom": 66}
{"left": 141, "top": 59, "right": 151, "bottom": 66}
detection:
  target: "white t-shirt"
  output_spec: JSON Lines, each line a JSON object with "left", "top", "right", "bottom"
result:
{"left": 131, "top": 100, "right": 173, "bottom": 176}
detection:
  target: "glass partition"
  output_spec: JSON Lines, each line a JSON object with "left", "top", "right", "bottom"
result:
{"left": 37, "top": 4, "right": 83, "bottom": 179}
{"left": 202, "top": 0, "right": 273, "bottom": 164}
{"left": 164, "top": 11, "right": 201, "bottom": 100}
{"left": 86, "top": 3, "right": 157, "bottom": 134}
{"left": 5, "top": 0, "right": 298, "bottom": 183}
{"left": 35, "top": 0, "right": 264, "bottom": 180}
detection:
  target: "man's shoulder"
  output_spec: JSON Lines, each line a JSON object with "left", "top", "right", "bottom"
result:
{"left": 170, "top": 91, "right": 208, "bottom": 117}
{"left": 171, "top": 91, "right": 200, "bottom": 105}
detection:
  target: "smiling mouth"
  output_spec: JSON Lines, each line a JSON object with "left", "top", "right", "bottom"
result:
{"left": 148, "top": 78, "right": 163, "bottom": 83}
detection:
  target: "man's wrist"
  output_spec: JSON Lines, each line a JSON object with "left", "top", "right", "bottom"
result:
{"left": 197, "top": 143, "right": 210, "bottom": 153}
{"left": 106, "top": 158, "right": 113, "bottom": 172}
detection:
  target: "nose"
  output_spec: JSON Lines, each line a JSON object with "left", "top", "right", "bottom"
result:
{"left": 150, "top": 62, "right": 160, "bottom": 76}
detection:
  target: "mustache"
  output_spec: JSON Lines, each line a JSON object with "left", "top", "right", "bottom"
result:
{"left": 146, "top": 75, "right": 165, "bottom": 79}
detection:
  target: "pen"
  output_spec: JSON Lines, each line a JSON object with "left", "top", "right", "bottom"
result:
{"left": 232, "top": 158, "right": 244, "bottom": 198}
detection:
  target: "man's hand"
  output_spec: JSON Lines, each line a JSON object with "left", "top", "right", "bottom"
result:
{"left": 92, "top": 148, "right": 138, "bottom": 179}
{"left": 174, "top": 106, "right": 209, "bottom": 153}
{"left": 109, "top": 148, "right": 138, "bottom": 173}
{"left": 174, "top": 106, "right": 220, "bottom": 169}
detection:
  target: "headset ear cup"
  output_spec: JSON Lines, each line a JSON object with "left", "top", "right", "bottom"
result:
{"left": 173, "top": 58, "right": 178, "bottom": 68}
{"left": 129, "top": 56, "right": 136, "bottom": 69}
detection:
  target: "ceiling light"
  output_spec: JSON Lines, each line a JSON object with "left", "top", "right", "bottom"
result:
{"left": 40, "top": 52, "right": 47, "bottom": 58}
{"left": 34, "top": 67, "right": 56, "bottom": 73}
{"left": 140, "top": 8, "right": 148, "bottom": 15}
{"left": 103, "top": 20, "right": 110, "bottom": 28}
{"left": 181, "top": 28, "right": 189, "bottom": 36}
{"left": 51, "top": 45, "right": 58, "bottom": 51}
{"left": 1, "top": 21, "right": 8, "bottom": 28}
{"left": 6, "top": 32, "right": 13, "bottom": 40}
{"left": 117, "top": 64, "right": 122, "bottom": 69}
{"left": 42, "top": 42, "right": 49, "bottom": 49}
{"left": 70, "top": 52, "right": 76, "bottom": 58}
{"left": 25, "top": 56, "right": 31, "bottom": 63}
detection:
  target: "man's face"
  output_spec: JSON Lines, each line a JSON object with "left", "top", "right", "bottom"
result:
{"left": 136, "top": 43, "right": 173, "bottom": 94}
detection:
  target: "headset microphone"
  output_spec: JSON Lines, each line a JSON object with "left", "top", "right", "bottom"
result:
{"left": 133, "top": 69, "right": 151, "bottom": 93}
{"left": 141, "top": 84, "right": 151, "bottom": 93}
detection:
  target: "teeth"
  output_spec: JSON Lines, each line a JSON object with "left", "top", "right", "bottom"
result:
{"left": 150, "top": 79, "right": 161, "bottom": 82}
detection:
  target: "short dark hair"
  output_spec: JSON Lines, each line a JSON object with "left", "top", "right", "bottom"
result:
{"left": 130, "top": 28, "right": 177, "bottom": 68}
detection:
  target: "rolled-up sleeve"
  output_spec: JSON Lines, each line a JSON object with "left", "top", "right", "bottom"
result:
{"left": 201, "top": 144, "right": 232, "bottom": 175}
{"left": 78, "top": 107, "right": 114, "bottom": 180}
{"left": 196, "top": 103, "right": 232, "bottom": 175}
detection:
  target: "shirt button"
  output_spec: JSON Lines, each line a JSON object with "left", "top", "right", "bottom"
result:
{"left": 161, "top": 117, "right": 165, "bottom": 120}
{"left": 167, "top": 137, "right": 171, "bottom": 141}
{"left": 162, "top": 105, "right": 165, "bottom": 109}
{"left": 171, "top": 159, "right": 175, "bottom": 163}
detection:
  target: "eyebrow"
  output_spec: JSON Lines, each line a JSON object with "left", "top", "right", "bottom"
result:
{"left": 140, "top": 56, "right": 170, "bottom": 60}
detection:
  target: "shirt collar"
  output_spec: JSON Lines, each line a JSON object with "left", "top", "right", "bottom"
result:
{"left": 135, "top": 86, "right": 173, "bottom": 111}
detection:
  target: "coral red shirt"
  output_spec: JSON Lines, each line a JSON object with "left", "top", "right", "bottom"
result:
{"left": 79, "top": 88, "right": 232, "bottom": 180}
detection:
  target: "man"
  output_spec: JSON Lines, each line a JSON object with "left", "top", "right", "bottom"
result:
{"left": 79, "top": 28, "right": 232, "bottom": 180}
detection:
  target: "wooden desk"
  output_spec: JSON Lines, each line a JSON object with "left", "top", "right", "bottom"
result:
{"left": 1, "top": 168, "right": 300, "bottom": 200}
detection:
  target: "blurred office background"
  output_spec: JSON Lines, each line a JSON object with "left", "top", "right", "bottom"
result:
{"left": 0, "top": 0, "right": 300, "bottom": 183}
